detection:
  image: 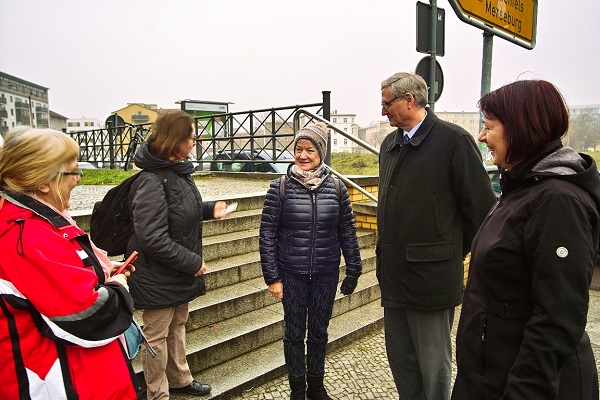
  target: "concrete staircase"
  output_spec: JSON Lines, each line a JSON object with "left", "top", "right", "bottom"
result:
{"left": 119, "top": 189, "right": 381, "bottom": 399}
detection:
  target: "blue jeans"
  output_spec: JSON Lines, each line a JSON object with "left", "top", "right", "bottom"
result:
{"left": 282, "top": 271, "right": 338, "bottom": 379}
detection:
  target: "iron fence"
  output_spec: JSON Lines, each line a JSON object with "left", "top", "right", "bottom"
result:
{"left": 69, "top": 92, "right": 330, "bottom": 171}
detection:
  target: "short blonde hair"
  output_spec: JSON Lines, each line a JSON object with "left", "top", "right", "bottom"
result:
{"left": 0, "top": 127, "right": 80, "bottom": 206}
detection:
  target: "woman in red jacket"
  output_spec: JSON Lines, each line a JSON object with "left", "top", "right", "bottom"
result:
{"left": 0, "top": 127, "right": 139, "bottom": 399}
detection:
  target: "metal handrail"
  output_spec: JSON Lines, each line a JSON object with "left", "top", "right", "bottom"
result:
{"left": 294, "top": 109, "right": 379, "bottom": 203}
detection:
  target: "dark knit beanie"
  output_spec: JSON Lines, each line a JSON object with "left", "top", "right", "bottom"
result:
{"left": 294, "top": 122, "right": 328, "bottom": 162}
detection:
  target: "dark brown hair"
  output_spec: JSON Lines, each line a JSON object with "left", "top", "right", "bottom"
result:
{"left": 478, "top": 80, "right": 569, "bottom": 165}
{"left": 147, "top": 110, "right": 194, "bottom": 160}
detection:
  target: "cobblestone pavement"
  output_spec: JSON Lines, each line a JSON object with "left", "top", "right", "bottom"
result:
{"left": 229, "top": 292, "right": 600, "bottom": 400}
{"left": 228, "top": 309, "right": 462, "bottom": 400}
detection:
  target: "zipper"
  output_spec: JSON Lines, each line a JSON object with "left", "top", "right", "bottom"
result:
{"left": 310, "top": 192, "right": 316, "bottom": 279}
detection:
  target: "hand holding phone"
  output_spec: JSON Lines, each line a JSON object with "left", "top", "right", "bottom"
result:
{"left": 112, "top": 251, "right": 138, "bottom": 276}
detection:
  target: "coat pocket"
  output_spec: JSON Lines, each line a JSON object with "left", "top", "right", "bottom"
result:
{"left": 405, "top": 241, "right": 453, "bottom": 262}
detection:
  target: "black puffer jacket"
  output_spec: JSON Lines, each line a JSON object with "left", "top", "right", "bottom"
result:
{"left": 126, "top": 143, "right": 215, "bottom": 309}
{"left": 259, "top": 168, "right": 362, "bottom": 285}
{"left": 453, "top": 141, "right": 600, "bottom": 399}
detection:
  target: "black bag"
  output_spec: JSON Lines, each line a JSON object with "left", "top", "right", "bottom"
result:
{"left": 90, "top": 170, "right": 167, "bottom": 256}
{"left": 90, "top": 173, "right": 142, "bottom": 256}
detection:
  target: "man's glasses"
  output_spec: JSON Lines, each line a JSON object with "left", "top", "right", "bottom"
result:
{"left": 381, "top": 97, "right": 401, "bottom": 109}
{"left": 61, "top": 168, "right": 83, "bottom": 176}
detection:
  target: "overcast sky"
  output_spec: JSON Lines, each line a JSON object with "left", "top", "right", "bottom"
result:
{"left": 1, "top": 0, "right": 598, "bottom": 127}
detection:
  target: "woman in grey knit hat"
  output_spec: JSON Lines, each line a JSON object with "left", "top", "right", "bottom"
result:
{"left": 259, "top": 122, "right": 363, "bottom": 399}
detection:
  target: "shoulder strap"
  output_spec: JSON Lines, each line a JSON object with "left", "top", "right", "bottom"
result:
{"left": 333, "top": 176, "right": 341, "bottom": 198}
{"left": 279, "top": 175, "right": 286, "bottom": 202}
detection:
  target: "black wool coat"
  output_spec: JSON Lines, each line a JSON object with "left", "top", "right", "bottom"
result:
{"left": 377, "top": 110, "right": 496, "bottom": 310}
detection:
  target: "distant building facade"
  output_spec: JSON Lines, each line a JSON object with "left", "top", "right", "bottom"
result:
{"left": 49, "top": 110, "right": 68, "bottom": 131}
{"left": 112, "top": 103, "right": 161, "bottom": 126}
{"left": 358, "top": 120, "right": 395, "bottom": 151}
{"left": 329, "top": 110, "right": 358, "bottom": 153}
{"left": 65, "top": 117, "right": 104, "bottom": 133}
{"left": 570, "top": 104, "right": 600, "bottom": 117}
{"left": 0, "top": 71, "right": 50, "bottom": 136}
{"left": 436, "top": 111, "right": 480, "bottom": 138}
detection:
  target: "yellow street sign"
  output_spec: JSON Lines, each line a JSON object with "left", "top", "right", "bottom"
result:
{"left": 451, "top": 0, "right": 537, "bottom": 47}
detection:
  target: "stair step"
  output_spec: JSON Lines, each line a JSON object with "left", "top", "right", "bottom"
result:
{"left": 132, "top": 248, "right": 377, "bottom": 327}
{"left": 183, "top": 299, "right": 384, "bottom": 400}
{"left": 132, "top": 270, "right": 381, "bottom": 376}
{"left": 202, "top": 228, "right": 376, "bottom": 262}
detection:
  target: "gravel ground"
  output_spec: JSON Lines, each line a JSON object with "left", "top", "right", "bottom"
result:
{"left": 69, "top": 175, "right": 274, "bottom": 211}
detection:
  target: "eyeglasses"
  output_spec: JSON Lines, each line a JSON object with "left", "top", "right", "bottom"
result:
{"left": 61, "top": 168, "right": 83, "bottom": 176}
{"left": 381, "top": 96, "right": 401, "bottom": 109}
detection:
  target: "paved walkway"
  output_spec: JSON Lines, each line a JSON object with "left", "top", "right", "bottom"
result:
{"left": 224, "top": 290, "right": 600, "bottom": 400}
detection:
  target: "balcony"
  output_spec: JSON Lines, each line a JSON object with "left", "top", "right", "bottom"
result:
{"left": 0, "top": 109, "right": 7, "bottom": 118}
{"left": 36, "top": 106, "right": 48, "bottom": 113}
{"left": 0, "top": 97, "right": 6, "bottom": 104}
{"left": 1, "top": 126, "right": 8, "bottom": 135}
{"left": 15, "top": 100, "right": 30, "bottom": 110}
{"left": 36, "top": 114, "right": 49, "bottom": 126}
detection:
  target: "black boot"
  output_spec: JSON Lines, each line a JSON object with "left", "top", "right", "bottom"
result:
{"left": 289, "top": 375, "right": 306, "bottom": 400}
{"left": 306, "top": 374, "right": 332, "bottom": 400}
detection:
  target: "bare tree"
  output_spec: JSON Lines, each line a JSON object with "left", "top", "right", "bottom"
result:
{"left": 567, "top": 113, "right": 600, "bottom": 151}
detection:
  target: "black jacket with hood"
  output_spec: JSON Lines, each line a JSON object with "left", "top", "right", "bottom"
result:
{"left": 452, "top": 140, "right": 600, "bottom": 399}
{"left": 126, "top": 143, "right": 215, "bottom": 309}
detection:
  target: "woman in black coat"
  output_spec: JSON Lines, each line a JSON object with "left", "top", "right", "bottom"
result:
{"left": 259, "top": 123, "right": 362, "bottom": 400}
{"left": 452, "top": 80, "right": 600, "bottom": 399}
{"left": 127, "top": 110, "right": 228, "bottom": 400}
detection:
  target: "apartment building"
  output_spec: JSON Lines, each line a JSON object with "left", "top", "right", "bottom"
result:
{"left": 436, "top": 111, "right": 480, "bottom": 138}
{"left": 0, "top": 71, "right": 50, "bottom": 135}
{"left": 329, "top": 110, "right": 358, "bottom": 153}
{"left": 65, "top": 117, "right": 104, "bottom": 133}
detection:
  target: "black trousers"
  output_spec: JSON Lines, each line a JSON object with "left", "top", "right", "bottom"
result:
{"left": 282, "top": 271, "right": 338, "bottom": 379}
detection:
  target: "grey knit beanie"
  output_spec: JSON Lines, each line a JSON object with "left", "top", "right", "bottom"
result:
{"left": 294, "top": 122, "right": 328, "bottom": 162}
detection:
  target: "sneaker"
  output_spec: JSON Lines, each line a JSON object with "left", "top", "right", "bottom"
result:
{"left": 169, "top": 380, "right": 211, "bottom": 396}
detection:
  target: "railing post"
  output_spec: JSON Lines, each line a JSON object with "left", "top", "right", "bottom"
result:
{"left": 322, "top": 91, "right": 331, "bottom": 165}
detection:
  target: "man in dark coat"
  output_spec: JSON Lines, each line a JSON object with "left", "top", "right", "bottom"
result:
{"left": 377, "top": 72, "right": 496, "bottom": 400}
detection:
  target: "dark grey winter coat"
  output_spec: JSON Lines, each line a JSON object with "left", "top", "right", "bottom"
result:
{"left": 452, "top": 141, "right": 600, "bottom": 399}
{"left": 259, "top": 169, "right": 362, "bottom": 285}
{"left": 377, "top": 110, "right": 496, "bottom": 311}
{"left": 127, "top": 143, "right": 215, "bottom": 309}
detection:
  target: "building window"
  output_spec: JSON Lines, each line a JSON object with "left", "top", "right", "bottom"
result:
{"left": 333, "top": 118, "right": 337, "bottom": 123}
{"left": 344, "top": 138, "right": 348, "bottom": 145}
{"left": 84, "top": 121, "right": 95, "bottom": 127}
{"left": 343, "top": 118, "right": 347, "bottom": 123}
{"left": 333, "top": 139, "right": 338, "bottom": 145}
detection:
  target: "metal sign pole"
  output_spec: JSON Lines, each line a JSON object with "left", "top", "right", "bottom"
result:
{"left": 428, "top": 0, "right": 437, "bottom": 111}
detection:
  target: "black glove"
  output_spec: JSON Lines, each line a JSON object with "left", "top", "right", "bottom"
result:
{"left": 340, "top": 276, "right": 359, "bottom": 295}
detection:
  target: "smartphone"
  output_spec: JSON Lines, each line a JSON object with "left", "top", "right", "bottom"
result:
{"left": 112, "top": 251, "right": 138, "bottom": 276}
{"left": 224, "top": 202, "right": 238, "bottom": 215}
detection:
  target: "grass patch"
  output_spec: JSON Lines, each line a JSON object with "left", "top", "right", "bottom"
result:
{"left": 582, "top": 151, "right": 600, "bottom": 165}
{"left": 331, "top": 152, "right": 378, "bottom": 176}
{"left": 79, "top": 153, "right": 381, "bottom": 185}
